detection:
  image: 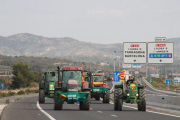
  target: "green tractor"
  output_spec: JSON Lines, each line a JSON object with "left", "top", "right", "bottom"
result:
{"left": 54, "top": 66, "right": 91, "bottom": 110}
{"left": 90, "top": 73, "right": 110, "bottom": 103}
{"left": 39, "top": 71, "right": 58, "bottom": 103}
{"left": 114, "top": 75, "right": 146, "bottom": 111}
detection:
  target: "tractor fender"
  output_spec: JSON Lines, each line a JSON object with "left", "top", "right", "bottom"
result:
{"left": 39, "top": 81, "right": 44, "bottom": 89}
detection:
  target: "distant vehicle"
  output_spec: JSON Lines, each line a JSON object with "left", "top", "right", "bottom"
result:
{"left": 39, "top": 71, "right": 58, "bottom": 103}
{"left": 90, "top": 73, "right": 110, "bottom": 103}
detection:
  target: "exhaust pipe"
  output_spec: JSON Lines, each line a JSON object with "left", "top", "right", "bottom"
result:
{"left": 57, "top": 66, "right": 61, "bottom": 87}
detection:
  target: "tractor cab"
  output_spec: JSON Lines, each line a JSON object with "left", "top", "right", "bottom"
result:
{"left": 91, "top": 73, "right": 105, "bottom": 88}
{"left": 61, "top": 67, "right": 83, "bottom": 92}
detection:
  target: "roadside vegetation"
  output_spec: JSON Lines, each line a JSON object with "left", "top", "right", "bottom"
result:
{"left": 146, "top": 77, "right": 180, "bottom": 90}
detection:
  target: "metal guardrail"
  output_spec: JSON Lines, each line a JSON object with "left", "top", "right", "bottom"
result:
{"left": 176, "top": 88, "right": 180, "bottom": 93}
{"left": 140, "top": 77, "right": 180, "bottom": 95}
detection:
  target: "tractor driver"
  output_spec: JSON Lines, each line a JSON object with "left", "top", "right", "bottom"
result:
{"left": 69, "top": 72, "right": 75, "bottom": 79}
{"left": 126, "top": 76, "right": 135, "bottom": 88}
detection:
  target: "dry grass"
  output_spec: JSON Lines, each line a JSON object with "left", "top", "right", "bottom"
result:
{"left": 0, "top": 82, "right": 39, "bottom": 93}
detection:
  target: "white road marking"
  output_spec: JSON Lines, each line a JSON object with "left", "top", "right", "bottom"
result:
{"left": 37, "top": 101, "right": 56, "bottom": 120}
{"left": 97, "top": 111, "right": 103, "bottom": 113}
{"left": 123, "top": 105, "right": 180, "bottom": 118}
{"left": 110, "top": 114, "right": 118, "bottom": 117}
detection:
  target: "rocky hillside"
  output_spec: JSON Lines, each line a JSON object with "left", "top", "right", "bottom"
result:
{"left": 0, "top": 33, "right": 122, "bottom": 62}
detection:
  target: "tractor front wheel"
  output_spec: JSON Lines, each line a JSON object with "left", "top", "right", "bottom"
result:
{"left": 118, "top": 99, "right": 122, "bottom": 111}
{"left": 137, "top": 88, "right": 146, "bottom": 111}
{"left": 114, "top": 88, "right": 122, "bottom": 110}
{"left": 103, "top": 90, "right": 110, "bottom": 103}
{"left": 81, "top": 92, "right": 90, "bottom": 110}
{"left": 54, "top": 90, "right": 63, "bottom": 110}
{"left": 39, "top": 89, "right": 45, "bottom": 103}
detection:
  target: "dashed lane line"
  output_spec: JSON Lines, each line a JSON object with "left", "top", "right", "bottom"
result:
{"left": 37, "top": 101, "right": 56, "bottom": 120}
{"left": 97, "top": 111, "right": 103, "bottom": 113}
{"left": 110, "top": 114, "right": 118, "bottom": 117}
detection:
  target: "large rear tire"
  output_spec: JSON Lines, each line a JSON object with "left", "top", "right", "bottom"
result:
{"left": 81, "top": 92, "right": 90, "bottom": 110}
{"left": 103, "top": 90, "right": 110, "bottom": 103}
{"left": 114, "top": 88, "right": 122, "bottom": 110}
{"left": 39, "top": 89, "right": 45, "bottom": 103}
{"left": 54, "top": 90, "right": 63, "bottom": 110}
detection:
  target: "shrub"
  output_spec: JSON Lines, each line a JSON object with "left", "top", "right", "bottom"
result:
{"left": 34, "top": 89, "right": 39, "bottom": 93}
{"left": 6, "top": 99, "right": 10, "bottom": 104}
{"left": 1, "top": 93, "right": 8, "bottom": 97}
{"left": 8, "top": 91, "right": 16, "bottom": 96}
{"left": 17, "top": 90, "right": 25, "bottom": 95}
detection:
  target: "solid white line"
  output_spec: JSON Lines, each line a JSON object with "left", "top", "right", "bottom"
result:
{"left": 37, "top": 101, "right": 56, "bottom": 120}
{"left": 110, "top": 114, "right": 118, "bottom": 117}
{"left": 123, "top": 105, "right": 180, "bottom": 118}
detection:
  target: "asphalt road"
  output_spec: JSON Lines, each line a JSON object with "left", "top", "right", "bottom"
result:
{"left": 1, "top": 95, "right": 180, "bottom": 120}
{"left": 1, "top": 81, "right": 180, "bottom": 120}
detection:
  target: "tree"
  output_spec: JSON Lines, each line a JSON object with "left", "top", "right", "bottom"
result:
{"left": 11, "top": 61, "right": 42, "bottom": 89}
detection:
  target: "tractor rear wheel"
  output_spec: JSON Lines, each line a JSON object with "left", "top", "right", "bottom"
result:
{"left": 54, "top": 90, "right": 63, "bottom": 110}
{"left": 118, "top": 99, "right": 122, "bottom": 111}
{"left": 39, "top": 89, "right": 45, "bottom": 103}
{"left": 81, "top": 92, "right": 90, "bottom": 110}
{"left": 103, "top": 90, "right": 110, "bottom": 103}
{"left": 137, "top": 88, "right": 146, "bottom": 111}
{"left": 114, "top": 88, "right": 122, "bottom": 110}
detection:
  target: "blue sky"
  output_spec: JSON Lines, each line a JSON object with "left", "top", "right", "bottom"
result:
{"left": 0, "top": 0, "right": 180, "bottom": 44}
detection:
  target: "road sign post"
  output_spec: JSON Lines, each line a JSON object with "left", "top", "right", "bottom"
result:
{"left": 155, "top": 37, "right": 167, "bottom": 42}
{"left": 123, "top": 42, "right": 147, "bottom": 64}
{"left": 1, "top": 83, "right": 5, "bottom": 90}
{"left": 166, "top": 80, "right": 171, "bottom": 90}
{"left": 113, "top": 71, "right": 120, "bottom": 85}
{"left": 150, "top": 79, "right": 152, "bottom": 84}
{"left": 148, "top": 42, "right": 174, "bottom": 63}
{"left": 149, "top": 74, "right": 152, "bottom": 78}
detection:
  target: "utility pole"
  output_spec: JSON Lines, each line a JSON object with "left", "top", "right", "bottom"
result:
{"left": 114, "top": 51, "right": 116, "bottom": 71}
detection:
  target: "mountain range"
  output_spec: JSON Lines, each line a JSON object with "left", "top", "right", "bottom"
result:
{"left": 0, "top": 33, "right": 179, "bottom": 63}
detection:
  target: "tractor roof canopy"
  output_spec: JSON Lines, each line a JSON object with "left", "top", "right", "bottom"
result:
{"left": 92, "top": 73, "right": 104, "bottom": 76}
{"left": 61, "top": 67, "right": 83, "bottom": 71}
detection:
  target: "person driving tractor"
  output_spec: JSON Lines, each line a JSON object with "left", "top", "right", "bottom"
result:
{"left": 126, "top": 76, "right": 135, "bottom": 88}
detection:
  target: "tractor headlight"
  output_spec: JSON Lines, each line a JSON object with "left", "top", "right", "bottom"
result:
{"left": 136, "top": 94, "right": 138, "bottom": 96}
{"left": 127, "top": 93, "right": 129, "bottom": 96}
